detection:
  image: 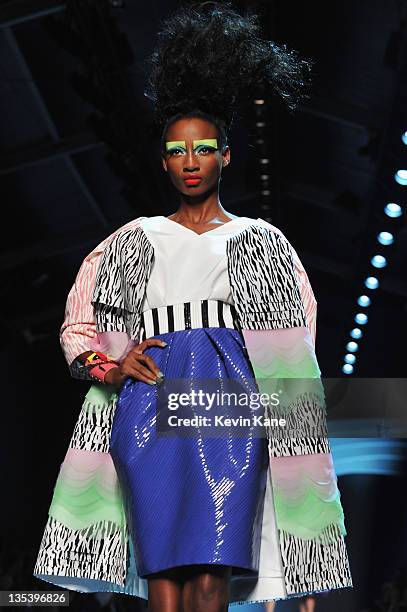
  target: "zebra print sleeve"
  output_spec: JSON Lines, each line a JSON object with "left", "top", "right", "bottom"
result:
{"left": 239, "top": 229, "right": 327, "bottom": 455}
{"left": 91, "top": 229, "right": 132, "bottom": 333}
{"left": 227, "top": 226, "right": 308, "bottom": 331}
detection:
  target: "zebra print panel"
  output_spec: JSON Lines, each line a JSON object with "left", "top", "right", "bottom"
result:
{"left": 69, "top": 390, "right": 118, "bottom": 453}
{"left": 265, "top": 390, "right": 331, "bottom": 456}
{"left": 93, "top": 304, "right": 127, "bottom": 334}
{"left": 226, "top": 226, "right": 308, "bottom": 330}
{"left": 33, "top": 516, "right": 128, "bottom": 586}
{"left": 269, "top": 436, "right": 331, "bottom": 457}
{"left": 279, "top": 524, "right": 353, "bottom": 596}
{"left": 92, "top": 226, "right": 154, "bottom": 339}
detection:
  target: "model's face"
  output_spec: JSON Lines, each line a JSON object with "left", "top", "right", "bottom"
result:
{"left": 162, "top": 117, "right": 230, "bottom": 195}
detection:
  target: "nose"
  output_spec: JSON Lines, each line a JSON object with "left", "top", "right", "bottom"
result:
{"left": 183, "top": 149, "right": 200, "bottom": 172}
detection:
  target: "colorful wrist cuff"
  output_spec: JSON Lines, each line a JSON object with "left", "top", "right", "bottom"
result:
{"left": 69, "top": 351, "right": 119, "bottom": 384}
{"left": 88, "top": 361, "right": 119, "bottom": 383}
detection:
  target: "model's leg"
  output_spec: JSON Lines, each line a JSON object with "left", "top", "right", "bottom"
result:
{"left": 147, "top": 566, "right": 184, "bottom": 612}
{"left": 181, "top": 564, "right": 232, "bottom": 612}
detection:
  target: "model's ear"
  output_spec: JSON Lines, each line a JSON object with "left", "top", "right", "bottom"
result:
{"left": 222, "top": 145, "right": 230, "bottom": 167}
{"left": 162, "top": 155, "right": 168, "bottom": 172}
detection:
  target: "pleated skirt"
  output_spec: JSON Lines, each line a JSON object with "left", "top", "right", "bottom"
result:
{"left": 108, "top": 325, "right": 269, "bottom": 578}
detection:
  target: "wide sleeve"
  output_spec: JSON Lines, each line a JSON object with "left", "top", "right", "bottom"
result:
{"left": 236, "top": 229, "right": 320, "bottom": 378}
{"left": 60, "top": 223, "right": 143, "bottom": 380}
{"left": 240, "top": 229, "right": 347, "bottom": 551}
{"left": 238, "top": 230, "right": 327, "bottom": 454}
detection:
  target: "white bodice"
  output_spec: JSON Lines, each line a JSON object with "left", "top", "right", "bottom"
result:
{"left": 140, "top": 215, "right": 259, "bottom": 312}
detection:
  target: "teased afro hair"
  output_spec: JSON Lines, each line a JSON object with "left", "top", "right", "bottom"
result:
{"left": 144, "top": 0, "right": 313, "bottom": 148}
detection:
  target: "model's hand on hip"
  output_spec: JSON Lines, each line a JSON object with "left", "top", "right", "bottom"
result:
{"left": 104, "top": 339, "right": 167, "bottom": 387}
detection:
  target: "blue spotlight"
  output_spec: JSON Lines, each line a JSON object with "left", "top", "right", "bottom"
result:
{"left": 344, "top": 353, "right": 356, "bottom": 364}
{"left": 377, "top": 231, "right": 394, "bottom": 245}
{"left": 365, "top": 276, "right": 379, "bottom": 289}
{"left": 403, "top": 131, "right": 407, "bottom": 145}
{"left": 330, "top": 439, "right": 405, "bottom": 477}
{"left": 384, "top": 203, "right": 402, "bottom": 218}
{"left": 342, "top": 364, "right": 354, "bottom": 375}
{"left": 371, "top": 255, "right": 387, "bottom": 268}
{"left": 355, "top": 313, "right": 368, "bottom": 325}
{"left": 357, "top": 295, "right": 371, "bottom": 307}
{"left": 350, "top": 328, "right": 363, "bottom": 339}
{"left": 395, "top": 170, "right": 407, "bottom": 185}
{"left": 346, "top": 341, "right": 359, "bottom": 353}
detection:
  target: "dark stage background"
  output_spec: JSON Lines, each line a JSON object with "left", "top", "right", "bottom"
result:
{"left": 0, "top": 1, "right": 406, "bottom": 611}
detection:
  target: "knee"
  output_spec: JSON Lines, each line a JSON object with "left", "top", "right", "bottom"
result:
{"left": 191, "top": 572, "right": 229, "bottom": 610}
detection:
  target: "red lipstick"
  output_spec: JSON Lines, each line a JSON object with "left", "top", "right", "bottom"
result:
{"left": 184, "top": 174, "right": 202, "bottom": 186}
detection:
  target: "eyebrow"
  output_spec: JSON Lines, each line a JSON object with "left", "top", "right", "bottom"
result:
{"left": 165, "top": 139, "right": 218, "bottom": 152}
{"left": 166, "top": 141, "right": 186, "bottom": 151}
{"left": 193, "top": 139, "right": 218, "bottom": 148}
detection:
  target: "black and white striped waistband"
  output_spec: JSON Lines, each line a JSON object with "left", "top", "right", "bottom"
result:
{"left": 140, "top": 300, "right": 241, "bottom": 341}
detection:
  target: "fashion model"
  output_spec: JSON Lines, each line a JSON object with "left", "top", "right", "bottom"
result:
{"left": 33, "top": 2, "right": 353, "bottom": 610}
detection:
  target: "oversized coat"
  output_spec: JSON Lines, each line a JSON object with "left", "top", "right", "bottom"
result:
{"left": 33, "top": 215, "right": 353, "bottom": 606}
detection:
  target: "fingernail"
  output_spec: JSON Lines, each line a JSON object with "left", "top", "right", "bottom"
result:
{"left": 148, "top": 380, "right": 157, "bottom": 385}
{"left": 157, "top": 371, "right": 164, "bottom": 378}
{"left": 160, "top": 341, "right": 167, "bottom": 346}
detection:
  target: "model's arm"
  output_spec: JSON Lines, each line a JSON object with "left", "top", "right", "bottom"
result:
{"left": 60, "top": 250, "right": 131, "bottom": 382}
{"left": 242, "top": 231, "right": 325, "bottom": 429}
{"left": 241, "top": 229, "right": 346, "bottom": 544}
{"left": 60, "top": 220, "right": 143, "bottom": 382}
{"left": 255, "top": 217, "right": 318, "bottom": 348}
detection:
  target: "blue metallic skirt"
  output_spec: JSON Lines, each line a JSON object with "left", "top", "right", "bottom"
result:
{"left": 109, "top": 322, "right": 268, "bottom": 578}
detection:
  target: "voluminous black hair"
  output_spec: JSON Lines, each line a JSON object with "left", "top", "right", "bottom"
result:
{"left": 144, "top": 1, "right": 313, "bottom": 149}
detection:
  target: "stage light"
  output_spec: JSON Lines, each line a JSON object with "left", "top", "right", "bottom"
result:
{"left": 357, "top": 295, "right": 371, "bottom": 307}
{"left": 395, "top": 170, "right": 407, "bottom": 185}
{"left": 371, "top": 255, "right": 387, "bottom": 268}
{"left": 355, "top": 313, "right": 368, "bottom": 325}
{"left": 384, "top": 203, "right": 402, "bottom": 217}
{"left": 254, "top": 99, "right": 265, "bottom": 105}
{"left": 342, "top": 364, "right": 354, "bottom": 374}
{"left": 346, "top": 341, "right": 358, "bottom": 353}
{"left": 402, "top": 131, "right": 407, "bottom": 145}
{"left": 377, "top": 231, "right": 394, "bottom": 245}
{"left": 365, "top": 276, "right": 379, "bottom": 289}
{"left": 344, "top": 354, "right": 356, "bottom": 364}
{"left": 350, "top": 328, "right": 363, "bottom": 339}
{"left": 259, "top": 158, "right": 270, "bottom": 164}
